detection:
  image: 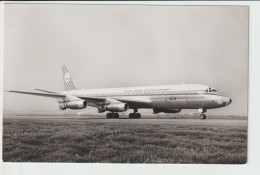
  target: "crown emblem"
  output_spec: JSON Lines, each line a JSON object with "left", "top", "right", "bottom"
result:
{"left": 64, "top": 73, "right": 71, "bottom": 83}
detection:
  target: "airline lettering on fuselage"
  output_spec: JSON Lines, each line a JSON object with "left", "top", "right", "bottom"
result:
{"left": 125, "top": 88, "right": 170, "bottom": 93}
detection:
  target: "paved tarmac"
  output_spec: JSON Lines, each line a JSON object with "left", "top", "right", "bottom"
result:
{"left": 4, "top": 115, "right": 247, "bottom": 127}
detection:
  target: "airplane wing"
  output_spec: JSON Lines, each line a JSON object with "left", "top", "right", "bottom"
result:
{"left": 34, "top": 89, "right": 58, "bottom": 94}
{"left": 114, "top": 98, "right": 151, "bottom": 108}
{"left": 77, "top": 96, "right": 151, "bottom": 108}
{"left": 7, "top": 90, "right": 66, "bottom": 98}
{"left": 7, "top": 90, "right": 151, "bottom": 108}
{"left": 7, "top": 90, "right": 107, "bottom": 102}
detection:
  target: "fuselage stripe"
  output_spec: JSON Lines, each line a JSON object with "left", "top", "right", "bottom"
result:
{"left": 67, "top": 92, "right": 218, "bottom": 97}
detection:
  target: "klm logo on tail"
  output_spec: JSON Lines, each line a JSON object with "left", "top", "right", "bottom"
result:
{"left": 64, "top": 73, "right": 71, "bottom": 83}
{"left": 62, "top": 65, "right": 80, "bottom": 91}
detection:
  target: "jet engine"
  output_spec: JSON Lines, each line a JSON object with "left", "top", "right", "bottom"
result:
{"left": 98, "top": 103, "right": 129, "bottom": 113}
{"left": 59, "top": 100, "right": 87, "bottom": 110}
{"left": 153, "top": 108, "right": 181, "bottom": 114}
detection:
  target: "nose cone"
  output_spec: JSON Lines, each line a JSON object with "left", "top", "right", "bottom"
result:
{"left": 221, "top": 97, "right": 232, "bottom": 106}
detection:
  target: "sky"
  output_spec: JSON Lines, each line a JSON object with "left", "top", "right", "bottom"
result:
{"left": 3, "top": 4, "right": 248, "bottom": 115}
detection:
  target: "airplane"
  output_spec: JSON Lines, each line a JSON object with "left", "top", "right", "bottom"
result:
{"left": 7, "top": 65, "right": 232, "bottom": 120}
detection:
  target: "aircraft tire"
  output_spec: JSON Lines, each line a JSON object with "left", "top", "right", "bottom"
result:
{"left": 114, "top": 113, "right": 119, "bottom": 119}
{"left": 136, "top": 113, "right": 141, "bottom": 118}
{"left": 199, "top": 114, "right": 206, "bottom": 120}
{"left": 107, "top": 113, "right": 119, "bottom": 119}
{"left": 106, "top": 113, "right": 111, "bottom": 119}
{"left": 129, "top": 113, "right": 141, "bottom": 119}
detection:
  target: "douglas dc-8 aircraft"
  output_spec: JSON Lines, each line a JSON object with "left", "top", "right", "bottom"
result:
{"left": 8, "top": 65, "right": 232, "bottom": 119}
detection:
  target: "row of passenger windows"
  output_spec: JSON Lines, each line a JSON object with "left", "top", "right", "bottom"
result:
{"left": 87, "top": 92, "right": 169, "bottom": 96}
{"left": 86, "top": 91, "right": 204, "bottom": 97}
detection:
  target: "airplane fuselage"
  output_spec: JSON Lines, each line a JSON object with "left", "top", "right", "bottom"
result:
{"left": 9, "top": 65, "right": 232, "bottom": 119}
{"left": 62, "top": 84, "right": 231, "bottom": 111}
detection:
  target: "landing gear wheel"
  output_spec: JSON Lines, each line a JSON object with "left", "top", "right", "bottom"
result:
{"left": 107, "top": 113, "right": 119, "bottom": 119}
{"left": 199, "top": 114, "right": 206, "bottom": 120}
{"left": 114, "top": 113, "right": 119, "bottom": 119}
{"left": 106, "top": 113, "right": 112, "bottom": 119}
{"left": 129, "top": 113, "right": 141, "bottom": 119}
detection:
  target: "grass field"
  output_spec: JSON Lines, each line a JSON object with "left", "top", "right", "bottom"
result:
{"left": 2, "top": 116, "right": 247, "bottom": 163}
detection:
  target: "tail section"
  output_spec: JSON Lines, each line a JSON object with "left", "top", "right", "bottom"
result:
{"left": 62, "top": 65, "right": 81, "bottom": 91}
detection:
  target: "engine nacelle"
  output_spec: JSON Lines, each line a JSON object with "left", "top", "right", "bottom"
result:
{"left": 98, "top": 105, "right": 106, "bottom": 113}
{"left": 98, "top": 103, "right": 129, "bottom": 112}
{"left": 59, "top": 100, "right": 87, "bottom": 110}
{"left": 153, "top": 108, "right": 181, "bottom": 114}
{"left": 107, "top": 103, "right": 128, "bottom": 112}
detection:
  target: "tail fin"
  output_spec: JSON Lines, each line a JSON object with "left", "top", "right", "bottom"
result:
{"left": 62, "top": 65, "right": 81, "bottom": 91}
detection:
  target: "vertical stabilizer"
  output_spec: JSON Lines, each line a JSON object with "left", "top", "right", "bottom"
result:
{"left": 62, "top": 65, "right": 81, "bottom": 91}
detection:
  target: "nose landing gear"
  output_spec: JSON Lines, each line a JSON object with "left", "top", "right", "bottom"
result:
{"left": 199, "top": 113, "right": 207, "bottom": 120}
{"left": 198, "top": 108, "right": 207, "bottom": 120}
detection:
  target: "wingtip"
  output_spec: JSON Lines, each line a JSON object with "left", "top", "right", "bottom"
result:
{"left": 4, "top": 90, "right": 12, "bottom": 92}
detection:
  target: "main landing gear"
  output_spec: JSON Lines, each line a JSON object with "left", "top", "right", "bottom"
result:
{"left": 106, "top": 112, "right": 119, "bottom": 119}
{"left": 129, "top": 113, "right": 141, "bottom": 119}
{"left": 129, "top": 109, "right": 141, "bottom": 119}
{"left": 106, "top": 109, "right": 142, "bottom": 119}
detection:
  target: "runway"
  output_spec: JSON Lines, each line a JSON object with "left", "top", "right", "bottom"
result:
{"left": 4, "top": 115, "right": 247, "bottom": 127}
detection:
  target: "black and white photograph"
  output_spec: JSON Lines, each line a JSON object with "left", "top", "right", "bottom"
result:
{"left": 2, "top": 3, "right": 248, "bottom": 164}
